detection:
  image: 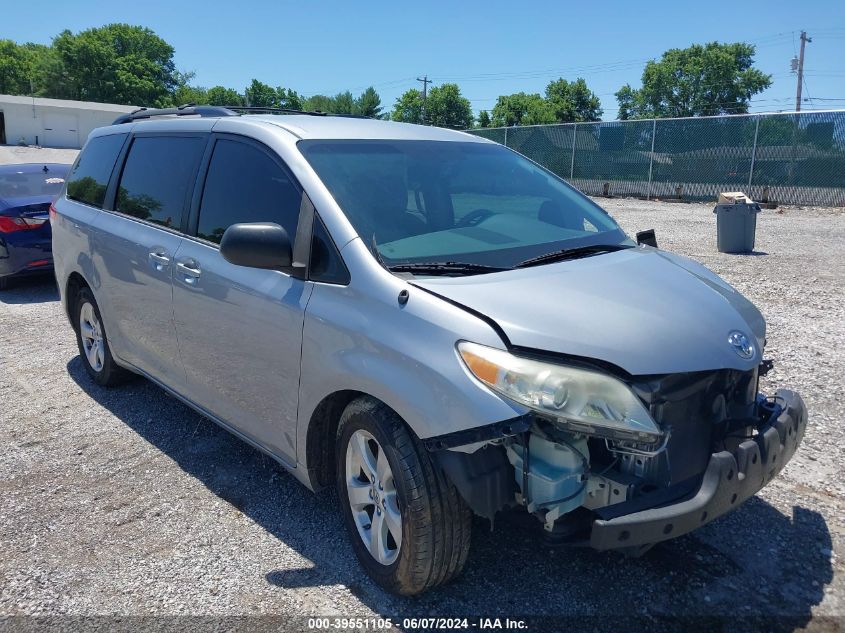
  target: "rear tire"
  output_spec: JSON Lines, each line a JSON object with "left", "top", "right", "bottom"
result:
{"left": 73, "top": 287, "right": 131, "bottom": 386}
{"left": 336, "top": 396, "right": 472, "bottom": 595}
{"left": 0, "top": 276, "right": 9, "bottom": 290}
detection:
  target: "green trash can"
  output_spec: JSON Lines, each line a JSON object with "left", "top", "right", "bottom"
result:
{"left": 713, "top": 201, "right": 761, "bottom": 254}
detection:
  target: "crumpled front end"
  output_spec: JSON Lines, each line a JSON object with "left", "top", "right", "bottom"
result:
{"left": 431, "top": 361, "right": 807, "bottom": 551}
{"left": 590, "top": 388, "right": 806, "bottom": 550}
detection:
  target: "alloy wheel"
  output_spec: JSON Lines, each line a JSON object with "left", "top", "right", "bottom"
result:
{"left": 345, "top": 429, "right": 402, "bottom": 565}
{"left": 79, "top": 302, "right": 104, "bottom": 372}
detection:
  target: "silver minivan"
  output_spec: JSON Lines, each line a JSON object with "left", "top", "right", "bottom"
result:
{"left": 52, "top": 106, "right": 807, "bottom": 595}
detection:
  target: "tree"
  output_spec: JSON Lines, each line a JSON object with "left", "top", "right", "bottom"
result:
{"left": 303, "top": 94, "right": 335, "bottom": 112}
{"left": 332, "top": 91, "right": 356, "bottom": 114}
{"left": 276, "top": 87, "right": 302, "bottom": 110}
{"left": 245, "top": 79, "right": 278, "bottom": 108}
{"left": 392, "top": 89, "right": 424, "bottom": 124}
{"left": 615, "top": 42, "right": 772, "bottom": 119}
{"left": 169, "top": 70, "right": 206, "bottom": 106}
{"left": 392, "top": 83, "right": 472, "bottom": 128}
{"left": 299, "top": 89, "right": 382, "bottom": 115}
{"left": 42, "top": 24, "right": 179, "bottom": 106}
{"left": 356, "top": 86, "right": 383, "bottom": 118}
{"left": 171, "top": 83, "right": 207, "bottom": 106}
{"left": 544, "top": 77, "right": 602, "bottom": 122}
{"left": 206, "top": 85, "right": 243, "bottom": 106}
{"left": 614, "top": 84, "right": 639, "bottom": 121}
{"left": 0, "top": 40, "right": 48, "bottom": 95}
{"left": 477, "top": 110, "right": 491, "bottom": 128}
{"left": 488, "top": 79, "right": 601, "bottom": 127}
{"left": 33, "top": 45, "right": 71, "bottom": 99}
{"left": 426, "top": 84, "right": 473, "bottom": 128}
{"left": 491, "top": 92, "right": 555, "bottom": 127}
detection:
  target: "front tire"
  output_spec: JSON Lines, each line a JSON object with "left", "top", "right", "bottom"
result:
{"left": 73, "top": 287, "right": 131, "bottom": 386}
{"left": 336, "top": 396, "right": 472, "bottom": 595}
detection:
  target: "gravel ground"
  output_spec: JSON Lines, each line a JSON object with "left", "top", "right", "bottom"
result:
{"left": 1, "top": 187, "right": 844, "bottom": 629}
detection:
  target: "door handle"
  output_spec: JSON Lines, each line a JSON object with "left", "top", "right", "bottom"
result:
{"left": 148, "top": 249, "right": 170, "bottom": 270}
{"left": 176, "top": 258, "right": 201, "bottom": 283}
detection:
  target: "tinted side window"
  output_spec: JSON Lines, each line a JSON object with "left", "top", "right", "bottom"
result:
{"left": 197, "top": 139, "right": 300, "bottom": 244}
{"left": 310, "top": 216, "right": 350, "bottom": 285}
{"left": 66, "top": 134, "right": 126, "bottom": 208}
{"left": 116, "top": 136, "right": 205, "bottom": 229}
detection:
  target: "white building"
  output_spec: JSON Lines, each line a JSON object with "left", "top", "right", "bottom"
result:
{"left": 0, "top": 94, "right": 137, "bottom": 149}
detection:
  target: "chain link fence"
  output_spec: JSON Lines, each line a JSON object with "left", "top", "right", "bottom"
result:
{"left": 467, "top": 110, "right": 845, "bottom": 206}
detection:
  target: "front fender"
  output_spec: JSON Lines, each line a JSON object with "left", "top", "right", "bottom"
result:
{"left": 296, "top": 244, "right": 525, "bottom": 470}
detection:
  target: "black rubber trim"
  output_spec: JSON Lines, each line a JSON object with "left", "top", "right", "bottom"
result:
{"left": 113, "top": 105, "right": 239, "bottom": 124}
{"left": 423, "top": 414, "right": 533, "bottom": 451}
{"left": 593, "top": 476, "right": 700, "bottom": 522}
{"left": 409, "top": 283, "right": 512, "bottom": 348}
{"left": 589, "top": 389, "right": 807, "bottom": 550}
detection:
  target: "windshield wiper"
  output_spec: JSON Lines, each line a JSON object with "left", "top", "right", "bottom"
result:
{"left": 514, "top": 243, "right": 633, "bottom": 269}
{"left": 371, "top": 234, "right": 389, "bottom": 270}
{"left": 388, "top": 261, "right": 510, "bottom": 276}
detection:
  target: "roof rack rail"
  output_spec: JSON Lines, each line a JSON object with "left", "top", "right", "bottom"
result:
{"left": 225, "top": 106, "right": 327, "bottom": 116}
{"left": 224, "top": 105, "right": 372, "bottom": 119}
{"left": 112, "top": 104, "right": 239, "bottom": 125}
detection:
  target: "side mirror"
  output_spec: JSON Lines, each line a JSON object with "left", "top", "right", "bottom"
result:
{"left": 220, "top": 222, "right": 292, "bottom": 270}
{"left": 636, "top": 229, "right": 658, "bottom": 248}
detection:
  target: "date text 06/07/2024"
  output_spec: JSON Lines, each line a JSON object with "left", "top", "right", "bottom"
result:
{"left": 306, "top": 617, "right": 528, "bottom": 630}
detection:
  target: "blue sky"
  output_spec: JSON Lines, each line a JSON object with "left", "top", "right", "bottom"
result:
{"left": 4, "top": 0, "right": 844, "bottom": 119}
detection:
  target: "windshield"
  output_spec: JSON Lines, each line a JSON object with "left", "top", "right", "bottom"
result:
{"left": 299, "top": 140, "right": 628, "bottom": 269}
{"left": 0, "top": 168, "right": 68, "bottom": 199}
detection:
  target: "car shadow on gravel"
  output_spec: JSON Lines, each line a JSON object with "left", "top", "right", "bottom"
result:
{"left": 0, "top": 275, "right": 58, "bottom": 304}
{"left": 68, "top": 358, "right": 832, "bottom": 627}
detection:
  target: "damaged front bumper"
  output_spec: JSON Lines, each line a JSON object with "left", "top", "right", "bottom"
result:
{"left": 589, "top": 389, "right": 807, "bottom": 550}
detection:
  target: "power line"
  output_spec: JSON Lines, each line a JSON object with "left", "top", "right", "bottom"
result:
{"left": 802, "top": 76, "right": 813, "bottom": 105}
{"left": 445, "top": 37, "right": 813, "bottom": 85}
{"left": 303, "top": 30, "right": 823, "bottom": 107}
{"left": 297, "top": 76, "right": 416, "bottom": 99}
{"left": 411, "top": 34, "right": 795, "bottom": 88}
{"left": 436, "top": 59, "right": 649, "bottom": 83}
{"left": 272, "top": 28, "right": 839, "bottom": 118}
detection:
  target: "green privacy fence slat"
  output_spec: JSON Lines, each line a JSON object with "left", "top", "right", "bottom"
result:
{"left": 468, "top": 127, "right": 507, "bottom": 145}
{"left": 572, "top": 120, "right": 655, "bottom": 197}
{"left": 466, "top": 110, "right": 845, "bottom": 206}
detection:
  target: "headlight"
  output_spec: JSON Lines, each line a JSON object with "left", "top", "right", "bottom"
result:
{"left": 458, "top": 341, "right": 662, "bottom": 444}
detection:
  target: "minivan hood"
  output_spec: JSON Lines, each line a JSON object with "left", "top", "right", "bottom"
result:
{"left": 412, "top": 248, "right": 766, "bottom": 376}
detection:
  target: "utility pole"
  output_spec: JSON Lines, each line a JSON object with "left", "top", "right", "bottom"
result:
{"left": 417, "top": 75, "right": 431, "bottom": 123}
{"left": 795, "top": 31, "right": 811, "bottom": 112}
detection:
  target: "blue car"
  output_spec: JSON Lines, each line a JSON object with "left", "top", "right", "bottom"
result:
{"left": 0, "top": 163, "right": 71, "bottom": 289}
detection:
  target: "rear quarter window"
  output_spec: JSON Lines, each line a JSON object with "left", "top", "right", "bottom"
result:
{"left": 66, "top": 134, "right": 127, "bottom": 208}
